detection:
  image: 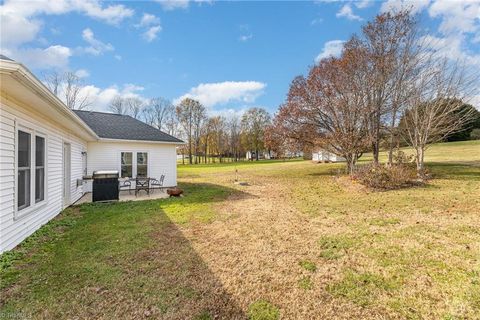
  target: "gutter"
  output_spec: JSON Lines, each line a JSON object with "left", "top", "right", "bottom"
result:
{"left": 0, "top": 59, "right": 99, "bottom": 141}
{"left": 98, "top": 138, "right": 185, "bottom": 145}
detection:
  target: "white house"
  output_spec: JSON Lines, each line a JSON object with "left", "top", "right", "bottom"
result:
{"left": 246, "top": 150, "right": 276, "bottom": 160}
{"left": 0, "top": 55, "right": 183, "bottom": 253}
{"left": 312, "top": 149, "right": 346, "bottom": 162}
{"left": 74, "top": 110, "right": 182, "bottom": 191}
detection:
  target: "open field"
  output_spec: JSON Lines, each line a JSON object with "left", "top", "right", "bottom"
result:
{"left": 1, "top": 141, "right": 479, "bottom": 319}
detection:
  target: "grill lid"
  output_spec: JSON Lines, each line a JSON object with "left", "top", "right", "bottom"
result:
{"left": 93, "top": 170, "right": 119, "bottom": 179}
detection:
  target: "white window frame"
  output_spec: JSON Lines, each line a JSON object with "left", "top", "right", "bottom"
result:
{"left": 119, "top": 151, "right": 149, "bottom": 178}
{"left": 136, "top": 151, "right": 149, "bottom": 178}
{"left": 15, "top": 122, "right": 48, "bottom": 219}
{"left": 34, "top": 133, "right": 47, "bottom": 204}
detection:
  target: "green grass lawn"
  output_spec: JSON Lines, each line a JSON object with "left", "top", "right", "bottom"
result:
{"left": 1, "top": 141, "right": 479, "bottom": 319}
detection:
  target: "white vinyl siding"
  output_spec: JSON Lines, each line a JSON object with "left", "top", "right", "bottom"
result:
{"left": 85, "top": 141, "right": 177, "bottom": 191}
{"left": 0, "top": 99, "right": 87, "bottom": 253}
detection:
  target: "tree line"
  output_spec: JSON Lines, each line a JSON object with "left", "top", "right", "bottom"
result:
{"left": 108, "top": 96, "right": 273, "bottom": 164}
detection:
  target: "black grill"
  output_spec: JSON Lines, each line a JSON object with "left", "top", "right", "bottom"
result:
{"left": 92, "top": 171, "right": 119, "bottom": 202}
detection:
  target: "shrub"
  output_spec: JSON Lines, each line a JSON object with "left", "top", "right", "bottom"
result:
{"left": 392, "top": 150, "right": 415, "bottom": 164}
{"left": 353, "top": 163, "right": 417, "bottom": 190}
{"left": 470, "top": 128, "right": 480, "bottom": 140}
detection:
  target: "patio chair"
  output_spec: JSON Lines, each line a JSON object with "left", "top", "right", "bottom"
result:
{"left": 119, "top": 178, "right": 132, "bottom": 195}
{"left": 150, "top": 175, "right": 165, "bottom": 193}
{"left": 135, "top": 177, "right": 150, "bottom": 196}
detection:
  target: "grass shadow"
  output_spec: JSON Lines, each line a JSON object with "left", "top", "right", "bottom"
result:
{"left": 0, "top": 182, "right": 247, "bottom": 319}
{"left": 427, "top": 161, "right": 480, "bottom": 181}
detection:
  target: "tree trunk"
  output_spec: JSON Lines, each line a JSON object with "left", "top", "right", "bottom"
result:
{"left": 188, "top": 138, "right": 192, "bottom": 165}
{"left": 415, "top": 146, "right": 425, "bottom": 179}
{"left": 387, "top": 108, "right": 398, "bottom": 166}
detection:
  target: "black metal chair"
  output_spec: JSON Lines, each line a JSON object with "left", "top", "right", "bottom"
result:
{"left": 150, "top": 175, "right": 165, "bottom": 193}
{"left": 135, "top": 177, "right": 150, "bottom": 196}
{"left": 119, "top": 178, "right": 132, "bottom": 195}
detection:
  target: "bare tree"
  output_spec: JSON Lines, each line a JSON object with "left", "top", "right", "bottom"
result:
{"left": 44, "top": 71, "right": 92, "bottom": 110}
{"left": 176, "top": 98, "right": 206, "bottom": 164}
{"left": 143, "top": 97, "right": 174, "bottom": 131}
{"left": 125, "top": 97, "right": 144, "bottom": 119}
{"left": 400, "top": 59, "right": 478, "bottom": 177}
{"left": 44, "top": 71, "right": 62, "bottom": 95}
{"left": 227, "top": 115, "right": 242, "bottom": 161}
{"left": 109, "top": 95, "right": 128, "bottom": 115}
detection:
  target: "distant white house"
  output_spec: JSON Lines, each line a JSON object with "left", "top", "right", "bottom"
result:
{"left": 246, "top": 150, "right": 276, "bottom": 160}
{"left": 0, "top": 55, "right": 183, "bottom": 253}
{"left": 312, "top": 149, "right": 346, "bottom": 162}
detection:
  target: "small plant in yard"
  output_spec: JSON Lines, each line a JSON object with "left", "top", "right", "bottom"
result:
{"left": 298, "top": 276, "right": 313, "bottom": 290}
{"left": 369, "top": 217, "right": 401, "bottom": 227}
{"left": 299, "top": 260, "right": 316, "bottom": 272}
{"left": 318, "top": 235, "right": 355, "bottom": 260}
{"left": 248, "top": 300, "right": 280, "bottom": 320}
{"left": 352, "top": 163, "right": 418, "bottom": 190}
{"left": 327, "top": 270, "right": 399, "bottom": 307}
{"left": 194, "top": 311, "right": 212, "bottom": 320}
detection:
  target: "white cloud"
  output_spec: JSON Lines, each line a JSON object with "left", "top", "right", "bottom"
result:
{"left": 0, "top": 13, "right": 42, "bottom": 48}
{"left": 315, "top": 40, "right": 345, "bottom": 63}
{"left": 239, "top": 34, "right": 253, "bottom": 42}
{"left": 354, "top": 0, "right": 372, "bottom": 9}
{"left": 114, "top": 54, "right": 122, "bottom": 61}
{"left": 73, "top": 0, "right": 134, "bottom": 25}
{"left": 143, "top": 26, "right": 162, "bottom": 42}
{"left": 381, "top": 0, "right": 431, "bottom": 15}
{"left": 421, "top": 34, "right": 480, "bottom": 67}
{"left": 174, "top": 81, "right": 267, "bottom": 107}
{"left": 5, "top": 45, "right": 72, "bottom": 69}
{"left": 138, "top": 13, "right": 160, "bottom": 27}
{"left": 155, "top": 0, "right": 213, "bottom": 11}
{"left": 136, "top": 13, "right": 162, "bottom": 42}
{"left": 79, "top": 83, "right": 147, "bottom": 111}
{"left": 75, "top": 69, "right": 90, "bottom": 78}
{"left": 429, "top": 0, "right": 480, "bottom": 35}
{"left": 209, "top": 106, "right": 249, "bottom": 119}
{"left": 470, "top": 95, "right": 480, "bottom": 110}
{"left": 156, "top": 0, "right": 190, "bottom": 10}
{"left": 81, "top": 28, "right": 114, "bottom": 55}
{"left": 0, "top": 0, "right": 133, "bottom": 69}
{"left": 336, "top": 4, "right": 363, "bottom": 21}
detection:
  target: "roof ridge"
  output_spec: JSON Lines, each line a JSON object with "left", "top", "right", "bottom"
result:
{"left": 73, "top": 109, "right": 183, "bottom": 143}
{"left": 74, "top": 109, "right": 124, "bottom": 116}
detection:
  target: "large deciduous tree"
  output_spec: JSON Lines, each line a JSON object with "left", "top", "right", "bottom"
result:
{"left": 176, "top": 98, "right": 206, "bottom": 164}
{"left": 241, "top": 107, "right": 271, "bottom": 160}
{"left": 143, "top": 97, "right": 175, "bottom": 131}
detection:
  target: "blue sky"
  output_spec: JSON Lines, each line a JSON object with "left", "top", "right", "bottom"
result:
{"left": 1, "top": 0, "right": 479, "bottom": 114}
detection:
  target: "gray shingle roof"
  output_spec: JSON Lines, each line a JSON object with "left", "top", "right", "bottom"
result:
{"left": 74, "top": 110, "right": 183, "bottom": 143}
{"left": 0, "top": 54, "right": 14, "bottom": 61}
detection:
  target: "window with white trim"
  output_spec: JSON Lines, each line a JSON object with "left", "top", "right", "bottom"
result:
{"left": 137, "top": 152, "right": 148, "bottom": 177}
{"left": 121, "top": 152, "right": 133, "bottom": 178}
{"left": 16, "top": 128, "right": 46, "bottom": 213}
{"left": 17, "top": 130, "right": 31, "bottom": 210}
{"left": 35, "top": 136, "right": 45, "bottom": 203}
{"left": 120, "top": 152, "right": 148, "bottom": 178}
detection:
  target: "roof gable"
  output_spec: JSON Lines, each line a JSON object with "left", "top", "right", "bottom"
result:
{"left": 74, "top": 110, "right": 183, "bottom": 143}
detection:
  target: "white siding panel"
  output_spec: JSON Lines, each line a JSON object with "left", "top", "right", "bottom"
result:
{"left": 0, "top": 99, "right": 87, "bottom": 253}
